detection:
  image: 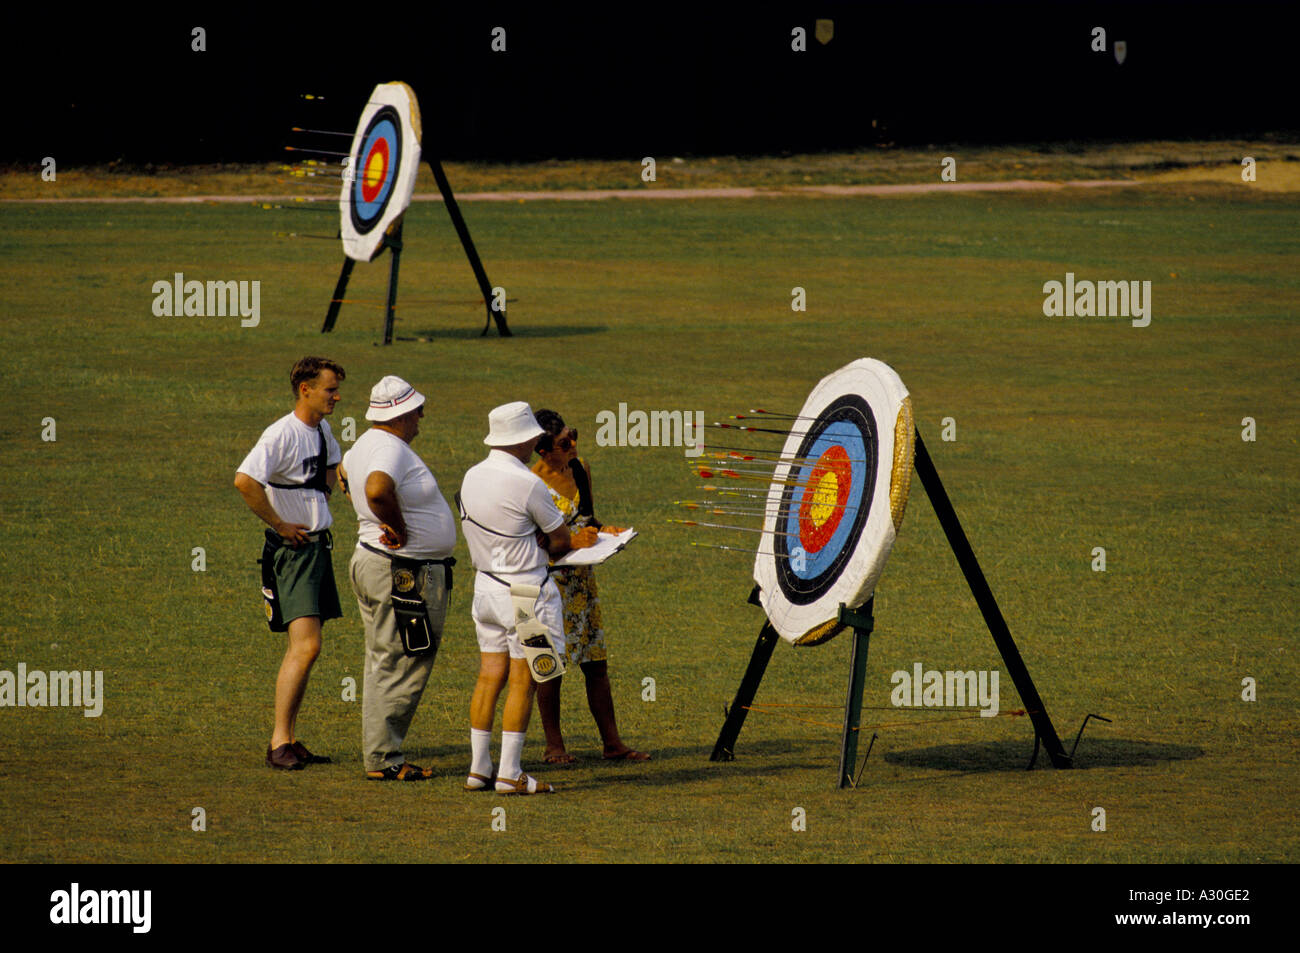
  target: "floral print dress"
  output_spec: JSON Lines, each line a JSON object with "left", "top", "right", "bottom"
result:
{"left": 532, "top": 459, "right": 606, "bottom": 665}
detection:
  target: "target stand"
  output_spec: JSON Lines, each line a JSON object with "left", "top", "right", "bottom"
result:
{"left": 321, "top": 81, "right": 511, "bottom": 343}
{"left": 710, "top": 427, "right": 1073, "bottom": 786}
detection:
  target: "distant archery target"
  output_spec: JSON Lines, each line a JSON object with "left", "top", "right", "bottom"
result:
{"left": 754, "top": 358, "right": 915, "bottom": 646}
{"left": 340, "top": 82, "right": 423, "bottom": 262}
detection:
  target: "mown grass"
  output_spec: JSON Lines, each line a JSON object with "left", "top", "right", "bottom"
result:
{"left": 3, "top": 138, "right": 1299, "bottom": 199}
{"left": 0, "top": 176, "right": 1296, "bottom": 863}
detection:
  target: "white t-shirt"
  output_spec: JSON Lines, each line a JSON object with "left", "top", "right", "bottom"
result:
{"left": 237, "top": 413, "right": 341, "bottom": 532}
{"left": 342, "top": 428, "right": 456, "bottom": 559}
{"left": 460, "top": 450, "right": 564, "bottom": 581}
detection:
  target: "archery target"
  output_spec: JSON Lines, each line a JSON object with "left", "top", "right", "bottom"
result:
{"left": 753, "top": 358, "right": 915, "bottom": 646}
{"left": 340, "top": 82, "right": 423, "bottom": 262}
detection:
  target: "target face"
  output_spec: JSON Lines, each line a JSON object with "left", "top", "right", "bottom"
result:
{"left": 340, "top": 82, "right": 423, "bottom": 262}
{"left": 774, "top": 395, "right": 877, "bottom": 604}
{"left": 351, "top": 108, "right": 400, "bottom": 227}
{"left": 754, "top": 359, "right": 915, "bottom": 646}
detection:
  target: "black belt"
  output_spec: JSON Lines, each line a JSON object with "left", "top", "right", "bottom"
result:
{"left": 361, "top": 542, "right": 455, "bottom": 589}
{"left": 476, "top": 568, "right": 557, "bottom": 588}
{"left": 264, "top": 527, "right": 332, "bottom": 547}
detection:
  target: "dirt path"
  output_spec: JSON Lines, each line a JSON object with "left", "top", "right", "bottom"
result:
{"left": 0, "top": 179, "right": 1139, "bottom": 204}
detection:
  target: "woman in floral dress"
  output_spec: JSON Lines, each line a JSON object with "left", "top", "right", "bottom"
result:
{"left": 531, "top": 409, "right": 649, "bottom": 764}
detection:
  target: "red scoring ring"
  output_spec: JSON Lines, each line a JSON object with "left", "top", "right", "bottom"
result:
{"left": 797, "top": 445, "right": 852, "bottom": 553}
{"left": 360, "top": 137, "right": 390, "bottom": 203}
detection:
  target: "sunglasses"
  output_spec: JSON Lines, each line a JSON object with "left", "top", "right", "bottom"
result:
{"left": 542, "top": 429, "right": 578, "bottom": 452}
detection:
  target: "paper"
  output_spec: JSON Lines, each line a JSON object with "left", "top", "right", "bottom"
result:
{"left": 553, "top": 528, "right": 637, "bottom": 567}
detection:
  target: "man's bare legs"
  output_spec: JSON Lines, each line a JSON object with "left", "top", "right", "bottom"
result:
{"left": 271, "top": 615, "right": 322, "bottom": 749}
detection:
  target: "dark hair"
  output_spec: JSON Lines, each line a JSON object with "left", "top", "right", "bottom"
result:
{"left": 290, "top": 356, "right": 346, "bottom": 397}
{"left": 534, "top": 408, "right": 564, "bottom": 453}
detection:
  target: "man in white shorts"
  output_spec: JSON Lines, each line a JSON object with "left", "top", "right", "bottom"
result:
{"left": 339, "top": 375, "right": 457, "bottom": 781}
{"left": 458, "top": 402, "right": 597, "bottom": 795}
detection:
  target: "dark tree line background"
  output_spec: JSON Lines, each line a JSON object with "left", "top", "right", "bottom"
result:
{"left": 5, "top": 3, "right": 1292, "bottom": 166}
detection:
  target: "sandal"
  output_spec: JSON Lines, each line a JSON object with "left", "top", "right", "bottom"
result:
{"left": 603, "top": 748, "right": 651, "bottom": 762}
{"left": 543, "top": 751, "right": 578, "bottom": 765}
{"left": 464, "top": 772, "right": 495, "bottom": 791}
{"left": 494, "top": 774, "right": 555, "bottom": 795}
{"left": 366, "top": 763, "right": 433, "bottom": 781}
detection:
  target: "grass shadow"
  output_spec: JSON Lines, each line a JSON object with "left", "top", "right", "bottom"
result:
{"left": 441, "top": 739, "right": 843, "bottom": 792}
{"left": 883, "top": 737, "right": 1204, "bottom": 773}
{"left": 391, "top": 323, "right": 607, "bottom": 342}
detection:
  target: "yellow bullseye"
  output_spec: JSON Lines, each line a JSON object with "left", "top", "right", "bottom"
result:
{"left": 365, "top": 150, "right": 386, "bottom": 187}
{"left": 809, "top": 472, "right": 839, "bottom": 526}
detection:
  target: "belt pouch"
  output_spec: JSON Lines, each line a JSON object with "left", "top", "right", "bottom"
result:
{"left": 391, "top": 556, "right": 435, "bottom": 657}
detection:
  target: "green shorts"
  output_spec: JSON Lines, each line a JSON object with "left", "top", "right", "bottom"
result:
{"left": 261, "top": 529, "right": 343, "bottom": 632}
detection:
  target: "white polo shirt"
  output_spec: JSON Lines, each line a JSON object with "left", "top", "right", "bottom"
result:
{"left": 460, "top": 450, "right": 564, "bottom": 582}
{"left": 342, "top": 428, "right": 456, "bottom": 559}
{"left": 237, "top": 413, "right": 341, "bottom": 532}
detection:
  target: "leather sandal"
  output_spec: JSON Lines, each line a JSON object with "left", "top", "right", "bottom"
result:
{"left": 366, "top": 763, "right": 433, "bottom": 781}
{"left": 494, "top": 774, "right": 555, "bottom": 795}
{"left": 464, "top": 772, "right": 495, "bottom": 791}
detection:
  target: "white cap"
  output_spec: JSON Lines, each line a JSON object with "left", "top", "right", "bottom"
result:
{"left": 365, "top": 375, "right": 425, "bottom": 422}
{"left": 484, "top": 401, "right": 545, "bottom": 446}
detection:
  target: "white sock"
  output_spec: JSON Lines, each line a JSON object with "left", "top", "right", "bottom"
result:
{"left": 499, "top": 731, "right": 526, "bottom": 781}
{"left": 470, "top": 728, "right": 494, "bottom": 778}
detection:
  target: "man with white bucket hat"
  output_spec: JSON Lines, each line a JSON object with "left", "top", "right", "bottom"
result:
{"left": 458, "top": 401, "right": 598, "bottom": 795}
{"left": 338, "top": 375, "right": 457, "bottom": 781}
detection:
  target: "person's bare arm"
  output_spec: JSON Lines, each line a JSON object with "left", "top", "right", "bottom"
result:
{"left": 365, "top": 471, "right": 407, "bottom": 548}
{"left": 234, "top": 472, "right": 309, "bottom": 545}
{"left": 579, "top": 463, "right": 623, "bottom": 533}
{"left": 540, "top": 523, "right": 598, "bottom": 558}
{"left": 337, "top": 462, "right": 351, "bottom": 501}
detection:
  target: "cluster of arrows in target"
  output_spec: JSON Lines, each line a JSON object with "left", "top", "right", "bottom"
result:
{"left": 674, "top": 359, "right": 1107, "bottom": 786}
{"left": 264, "top": 82, "right": 512, "bottom": 343}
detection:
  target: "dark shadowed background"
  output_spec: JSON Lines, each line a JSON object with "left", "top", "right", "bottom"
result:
{"left": 5, "top": 3, "right": 1292, "bottom": 165}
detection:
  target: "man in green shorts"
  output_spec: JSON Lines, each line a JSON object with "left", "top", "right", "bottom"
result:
{"left": 235, "top": 357, "right": 346, "bottom": 770}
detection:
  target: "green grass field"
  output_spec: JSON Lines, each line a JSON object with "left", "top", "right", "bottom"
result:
{"left": 0, "top": 159, "right": 1296, "bottom": 863}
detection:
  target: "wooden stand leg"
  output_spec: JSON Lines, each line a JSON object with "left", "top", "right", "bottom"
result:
{"left": 321, "top": 256, "right": 355, "bottom": 333}
{"left": 427, "top": 156, "right": 512, "bottom": 337}
{"left": 913, "top": 430, "right": 1072, "bottom": 768}
{"left": 710, "top": 621, "right": 780, "bottom": 761}
{"left": 381, "top": 224, "right": 403, "bottom": 346}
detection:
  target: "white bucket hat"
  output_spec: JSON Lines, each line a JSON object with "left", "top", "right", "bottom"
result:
{"left": 366, "top": 375, "right": 425, "bottom": 422}
{"left": 484, "top": 401, "right": 545, "bottom": 446}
